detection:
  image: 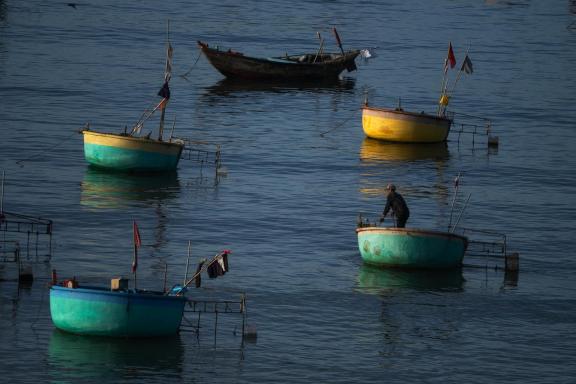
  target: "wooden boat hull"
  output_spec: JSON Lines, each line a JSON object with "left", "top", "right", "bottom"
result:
{"left": 362, "top": 106, "right": 452, "bottom": 143}
{"left": 50, "top": 285, "right": 187, "bottom": 337}
{"left": 198, "top": 41, "right": 360, "bottom": 81}
{"left": 82, "top": 130, "right": 184, "bottom": 172}
{"left": 356, "top": 227, "right": 468, "bottom": 269}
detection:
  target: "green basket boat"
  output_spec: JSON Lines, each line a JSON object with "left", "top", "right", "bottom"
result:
{"left": 356, "top": 227, "right": 468, "bottom": 269}
{"left": 50, "top": 285, "right": 187, "bottom": 337}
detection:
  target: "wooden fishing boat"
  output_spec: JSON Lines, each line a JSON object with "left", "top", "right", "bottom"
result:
{"left": 198, "top": 41, "right": 360, "bottom": 81}
{"left": 361, "top": 105, "right": 452, "bottom": 143}
{"left": 356, "top": 227, "right": 468, "bottom": 269}
{"left": 81, "top": 40, "right": 184, "bottom": 172}
{"left": 50, "top": 284, "right": 187, "bottom": 337}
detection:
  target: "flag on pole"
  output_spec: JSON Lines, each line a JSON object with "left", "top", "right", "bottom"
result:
{"left": 132, "top": 220, "right": 141, "bottom": 273}
{"left": 445, "top": 42, "right": 456, "bottom": 71}
{"left": 164, "top": 42, "right": 173, "bottom": 83}
{"left": 157, "top": 81, "right": 170, "bottom": 99}
{"left": 157, "top": 81, "right": 170, "bottom": 110}
{"left": 461, "top": 55, "right": 473, "bottom": 74}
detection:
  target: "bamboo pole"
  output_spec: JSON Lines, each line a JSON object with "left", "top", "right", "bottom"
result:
{"left": 451, "top": 193, "right": 471, "bottom": 233}
{"left": 133, "top": 243, "right": 138, "bottom": 291}
{"left": 183, "top": 240, "right": 191, "bottom": 286}
{"left": 1, "top": 170, "right": 5, "bottom": 216}
{"left": 448, "top": 173, "right": 462, "bottom": 230}
{"left": 449, "top": 44, "right": 471, "bottom": 97}
{"left": 313, "top": 32, "right": 324, "bottom": 63}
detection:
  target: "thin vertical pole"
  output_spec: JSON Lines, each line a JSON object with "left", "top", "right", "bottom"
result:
{"left": 184, "top": 240, "right": 191, "bottom": 286}
{"left": 448, "top": 173, "right": 461, "bottom": 230}
{"left": 1, "top": 170, "right": 5, "bottom": 215}
{"left": 158, "top": 108, "right": 166, "bottom": 141}
{"left": 449, "top": 44, "right": 471, "bottom": 96}
{"left": 163, "top": 262, "right": 168, "bottom": 293}
{"left": 133, "top": 243, "right": 138, "bottom": 291}
{"left": 451, "top": 193, "right": 471, "bottom": 233}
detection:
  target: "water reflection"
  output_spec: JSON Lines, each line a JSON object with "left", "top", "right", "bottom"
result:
{"left": 202, "top": 77, "right": 356, "bottom": 98}
{"left": 356, "top": 264, "right": 465, "bottom": 295}
{"left": 80, "top": 167, "right": 180, "bottom": 209}
{"left": 48, "top": 330, "right": 184, "bottom": 381}
{"left": 359, "top": 138, "right": 449, "bottom": 163}
{"left": 0, "top": 0, "right": 5, "bottom": 22}
{"left": 359, "top": 138, "right": 451, "bottom": 203}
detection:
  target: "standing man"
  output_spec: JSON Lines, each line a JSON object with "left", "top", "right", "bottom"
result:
{"left": 380, "top": 184, "right": 410, "bottom": 228}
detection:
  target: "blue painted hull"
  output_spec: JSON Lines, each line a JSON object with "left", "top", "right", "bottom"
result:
{"left": 50, "top": 285, "right": 187, "bottom": 337}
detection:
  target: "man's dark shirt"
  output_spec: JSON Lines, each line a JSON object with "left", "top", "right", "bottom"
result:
{"left": 383, "top": 192, "right": 410, "bottom": 219}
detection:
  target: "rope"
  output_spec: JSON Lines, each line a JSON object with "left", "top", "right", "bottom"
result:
{"left": 16, "top": 129, "right": 80, "bottom": 166}
{"left": 181, "top": 51, "right": 203, "bottom": 79}
{"left": 320, "top": 108, "right": 359, "bottom": 137}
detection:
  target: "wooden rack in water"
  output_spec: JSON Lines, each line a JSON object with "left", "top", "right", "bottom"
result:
{"left": 458, "top": 226, "right": 519, "bottom": 279}
{"left": 179, "top": 139, "right": 226, "bottom": 184}
{"left": 0, "top": 211, "right": 53, "bottom": 262}
{"left": 448, "top": 111, "right": 499, "bottom": 148}
{"left": 180, "top": 293, "right": 257, "bottom": 343}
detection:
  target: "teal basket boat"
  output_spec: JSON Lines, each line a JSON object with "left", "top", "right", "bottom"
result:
{"left": 356, "top": 227, "right": 468, "bottom": 269}
{"left": 50, "top": 285, "right": 187, "bottom": 337}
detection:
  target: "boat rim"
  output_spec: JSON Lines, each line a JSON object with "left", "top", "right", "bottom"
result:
{"left": 50, "top": 284, "right": 188, "bottom": 300}
{"left": 356, "top": 226, "right": 468, "bottom": 242}
{"left": 82, "top": 130, "right": 185, "bottom": 147}
{"left": 362, "top": 105, "right": 452, "bottom": 122}
{"left": 198, "top": 41, "right": 360, "bottom": 65}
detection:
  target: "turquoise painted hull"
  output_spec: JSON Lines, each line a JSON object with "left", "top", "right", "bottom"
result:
{"left": 50, "top": 285, "right": 187, "bottom": 337}
{"left": 82, "top": 130, "right": 184, "bottom": 172}
{"left": 84, "top": 142, "right": 181, "bottom": 172}
{"left": 357, "top": 227, "right": 468, "bottom": 269}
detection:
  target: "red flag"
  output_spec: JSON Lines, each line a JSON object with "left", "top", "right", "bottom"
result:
{"left": 132, "top": 221, "right": 141, "bottom": 273}
{"left": 446, "top": 42, "right": 456, "bottom": 69}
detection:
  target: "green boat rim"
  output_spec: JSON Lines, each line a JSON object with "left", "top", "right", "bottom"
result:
{"left": 357, "top": 226, "right": 468, "bottom": 244}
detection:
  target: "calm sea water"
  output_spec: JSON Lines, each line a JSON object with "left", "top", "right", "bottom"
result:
{"left": 1, "top": 0, "right": 576, "bottom": 383}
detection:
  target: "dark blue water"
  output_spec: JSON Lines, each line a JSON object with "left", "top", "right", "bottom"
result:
{"left": 1, "top": 0, "right": 576, "bottom": 383}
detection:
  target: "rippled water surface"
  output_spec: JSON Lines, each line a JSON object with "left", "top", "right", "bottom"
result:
{"left": 1, "top": 0, "right": 576, "bottom": 383}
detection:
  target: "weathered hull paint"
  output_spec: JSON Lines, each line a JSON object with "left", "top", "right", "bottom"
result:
{"left": 356, "top": 227, "right": 468, "bottom": 269}
{"left": 50, "top": 285, "right": 187, "bottom": 337}
{"left": 362, "top": 106, "right": 452, "bottom": 143}
{"left": 198, "top": 41, "right": 360, "bottom": 81}
{"left": 82, "top": 130, "right": 184, "bottom": 172}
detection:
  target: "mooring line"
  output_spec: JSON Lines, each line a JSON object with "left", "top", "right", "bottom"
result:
{"left": 320, "top": 108, "right": 359, "bottom": 137}
{"left": 181, "top": 51, "right": 203, "bottom": 80}
{"left": 16, "top": 129, "right": 80, "bottom": 166}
